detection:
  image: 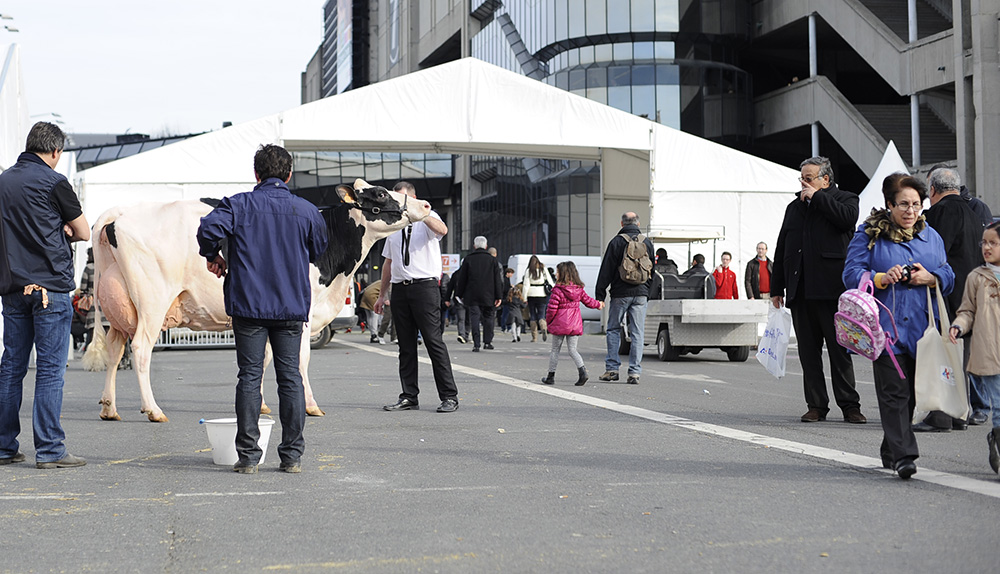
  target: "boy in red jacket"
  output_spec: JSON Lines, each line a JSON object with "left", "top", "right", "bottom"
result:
{"left": 713, "top": 252, "right": 739, "bottom": 300}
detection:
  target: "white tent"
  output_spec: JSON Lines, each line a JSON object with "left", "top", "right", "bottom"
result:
{"left": 76, "top": 57, "right": 800, "bottom": 289}
{"left": 0, "top": 43, "right": 30, "bottom": 171}
{"left": 856, "top": 141, "right": 910, "bottom": 228}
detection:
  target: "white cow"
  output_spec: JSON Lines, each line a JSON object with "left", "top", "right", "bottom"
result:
{"left": 83, "top": 180, "right": 429, "bottom": 422}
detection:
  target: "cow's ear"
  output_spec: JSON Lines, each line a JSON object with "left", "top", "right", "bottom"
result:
{"left": 336, "top": 184, "right": 358, "bottom": 204}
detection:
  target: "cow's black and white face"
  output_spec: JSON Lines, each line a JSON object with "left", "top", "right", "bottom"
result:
{"left": 313, "top": 184, "right": 430, "bottom": 286}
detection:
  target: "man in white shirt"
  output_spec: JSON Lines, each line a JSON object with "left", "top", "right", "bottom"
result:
{"left": 374, "top": 181, "right": 459, "bottom": 413}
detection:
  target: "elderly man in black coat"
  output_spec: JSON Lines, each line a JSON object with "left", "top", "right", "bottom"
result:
{"left": 920, "top": 167, "right": 986, "bottom": 431}
{"left": 772, "top": 156, "right": 866, "bottom": 425}
{"left": 455, "top": 236, "right": 504, "bottom": 352}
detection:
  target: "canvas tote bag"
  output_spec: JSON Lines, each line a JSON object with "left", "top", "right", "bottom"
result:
{"left": 913, "top": 284, "right": 970, "bottom": 422}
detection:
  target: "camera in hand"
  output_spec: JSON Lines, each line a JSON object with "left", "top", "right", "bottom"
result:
{"left": 900, "top": 264, "right": 914, "bottom": 283}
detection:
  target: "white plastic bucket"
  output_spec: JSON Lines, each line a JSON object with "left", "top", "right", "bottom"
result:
{"left": 202, "top": 418, "right": 276, "bottom": 466}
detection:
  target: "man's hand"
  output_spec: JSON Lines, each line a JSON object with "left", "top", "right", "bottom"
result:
{"left": 494, "top": 299, "right": 502, "bottom": 308}
{"left": 374, "top": 295, "right": 385, "bottom": 315}
{"left": 771, "top": 295, "right": 784, "bottom": 309}
{"left": 206, "top": 255, "right": 227, "bottom": 278}
{"left": 800, "top": 180, "right": 821, "bottom": 201}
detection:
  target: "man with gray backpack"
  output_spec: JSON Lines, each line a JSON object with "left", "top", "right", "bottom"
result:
{"left": 595, "top": 212, "right": 654, "bottom": 384}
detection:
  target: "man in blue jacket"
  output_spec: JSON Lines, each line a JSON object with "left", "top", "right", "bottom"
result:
{"left": 197, "top": 144, "right": 328, "bottom": 474}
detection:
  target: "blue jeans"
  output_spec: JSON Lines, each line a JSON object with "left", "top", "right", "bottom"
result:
{"left": 969, "top": 374, "right": 1000, "bottom": 429}
{"left": 0, "top": 291, "right": 73, "bottom": 462}
{"left": 232, "top": 317, "right": 305, "bottom": 465}
{"left": 605, "top": 296, "right": 647, "bottom": 375}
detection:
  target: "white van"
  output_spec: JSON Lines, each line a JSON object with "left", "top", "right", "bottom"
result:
{"left": 505, "top": 254, "right": 603, "bottom": 321}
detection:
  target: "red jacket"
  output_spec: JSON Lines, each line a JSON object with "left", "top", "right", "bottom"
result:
{"left": 712, "top": 267, "right": 739, "bottom": 300}
{"left": 545, "top": 283, "right": 602, "bottom": 336}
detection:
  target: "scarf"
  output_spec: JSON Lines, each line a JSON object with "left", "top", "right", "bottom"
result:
{"left": 862, "top": 207, "right": 925, "bottom": 250}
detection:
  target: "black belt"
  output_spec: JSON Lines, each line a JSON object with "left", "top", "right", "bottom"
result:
{"left": 398, "top": 277, "right": 437, "bottom": 286}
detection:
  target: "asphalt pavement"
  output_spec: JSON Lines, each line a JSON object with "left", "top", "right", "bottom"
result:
{"left": 1, "top": 325, "right": 997, "bottom": 573}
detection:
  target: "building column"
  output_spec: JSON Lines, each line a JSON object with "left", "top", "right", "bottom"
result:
{"left": 908, "top": 0, "right": 921, "bottom": 166}
{"left": 808, "top": 14, "right": 819, "bottom": 157}
{"left": 970, "top": 0, "right": 1000, "bottom": 209}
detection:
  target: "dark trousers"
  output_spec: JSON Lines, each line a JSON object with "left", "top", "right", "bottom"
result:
{"left": 391, "top": 280, "right": 458, "bottom": 403}
{"left": 232, "top": 317, "right": 305, "bottom": 466}
{"left": 873, "top": 353, "right": 919, "bottom": 465}
{"left": 790, "top": 299, "right": 860, "bottom": 414}
{"left": 469, "top": 304, "right": 496, "bottom": 348}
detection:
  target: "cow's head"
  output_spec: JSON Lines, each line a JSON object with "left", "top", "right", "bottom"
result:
{"left": 314, "top": 179, "right": 431, "bottom": 286}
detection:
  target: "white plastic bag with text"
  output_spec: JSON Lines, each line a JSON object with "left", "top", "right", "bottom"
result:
{"left": 756, "top": 306, "right": 792, "bottom": 379}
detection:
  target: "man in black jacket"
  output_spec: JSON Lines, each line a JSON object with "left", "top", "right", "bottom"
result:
{"left": 772, "top": 157, "right": 866, "bottom": 424}
{"left": 921, "top": 167, "right": 985, "bottom": 430}
{"left": 455, "top": 236, "right": 504, "bottom": 352}
{"left": 929, "top": 163, "right": 993, "bottom": 226}
{"left": 744, "top": 242, "right": 774, "bottom": 300}
{"left": 595, "top": 212, "right": 655, "bottom": 385}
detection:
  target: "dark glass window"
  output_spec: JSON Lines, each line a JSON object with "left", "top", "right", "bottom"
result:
{"left": 586, "top": 65, "right": 608, "bottom": 88}
{"left": 632, "top": 64, "right": 655, "bottom": 85}
{"left": 569, "top": 68, "right": 586, "bottom": 91}
{"left": 608, "top": 65, "right": 631, "bottom": 86}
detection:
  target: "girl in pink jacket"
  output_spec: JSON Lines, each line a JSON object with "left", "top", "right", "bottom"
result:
{"left": 542, "top": 261, "right": 604, "bottom": 386}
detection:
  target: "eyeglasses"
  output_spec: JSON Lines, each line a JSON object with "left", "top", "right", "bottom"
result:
{"left": 893, "top": 202, "right": 922, "bottom": 213}
{"left": 798, "top": 175, "right": 825, "bottom": 184}
{"left": 980, "top": 240, "right": 1000, "bottom": 248}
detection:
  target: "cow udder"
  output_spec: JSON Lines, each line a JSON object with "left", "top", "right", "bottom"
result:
{"left": 98, "top": 262, "right": 139, "bottom": 338}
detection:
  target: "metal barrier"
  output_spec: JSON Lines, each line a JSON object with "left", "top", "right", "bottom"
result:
{"left": 154, "top": 328, "right": 236, "bottom": 349}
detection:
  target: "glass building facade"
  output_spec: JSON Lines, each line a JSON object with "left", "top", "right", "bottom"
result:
{"left": 468, "top": 0, "right": 752, "bottom": 257}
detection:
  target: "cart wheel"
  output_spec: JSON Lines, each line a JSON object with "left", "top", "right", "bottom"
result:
{"left": 726, "top": 345, "right": 750, "bottom": 362}
{"left": 618, "top": 338, "right": 631, "bottom": 356}
{"left": 656, "top": 329, "right": 679, "bottom": 361}
{"left": 310, "top": 325, "right": 333, "bottom": 349}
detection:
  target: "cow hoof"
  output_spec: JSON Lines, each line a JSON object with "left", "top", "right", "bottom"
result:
{"left": 306, "top": 406, "right": 326, "bottom": 417}
{"left": 260, "top": 405, "right": 272, "bottom": 415}
{"left": 146, "top": 412, "right": 169, "bottom": 423}
{"left": 100, "top": 412, "right": 122, "bottom": 421}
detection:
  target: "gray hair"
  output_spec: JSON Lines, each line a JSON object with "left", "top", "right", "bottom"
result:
{"left": 621, "top": 212, "right": 640, "bottom": 226}
{"left": 473, "top": 235, "right": 488, "bottom": 250}
{"left": 928, "top": 167, "right": 961, "bottom": 193}
{"left": 800, "top": 156, "right": 834, "bottom": 183}
{"left": 25, "top": 122, "right": 66, "bottom": 154}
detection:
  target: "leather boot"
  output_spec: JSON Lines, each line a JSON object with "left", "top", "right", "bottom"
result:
{"left": 541, "top": 371, "right": 555, "bottom": 385}
{"left": 539, "top": 319, "right": 548, "bottom": 342}
{"left": 989, "top": 428, "right": 1000, "bottom": 474}
{"left": 530, "top": 321, "right": 538, "bottom": 342}
{"left": 575, "top": 366, "right": 588, "bottom": 386}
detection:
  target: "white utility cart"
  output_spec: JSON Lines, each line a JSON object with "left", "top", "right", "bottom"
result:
{"left": 620, "top": 227, "right": 768, "bottom": 362}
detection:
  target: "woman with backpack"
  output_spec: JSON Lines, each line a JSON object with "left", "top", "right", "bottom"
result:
{"left": 541, "top": 261, "right": 603, "bottom": 386}
{"left": 522, "top": 255, "right": 555, "bottom": 343}
{"left": 843, "top": 172, "right": 954, "bottom": 480}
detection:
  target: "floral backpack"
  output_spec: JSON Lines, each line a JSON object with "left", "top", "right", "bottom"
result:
{"left": 834, "top": 271, "right": 905, "bottom": 378}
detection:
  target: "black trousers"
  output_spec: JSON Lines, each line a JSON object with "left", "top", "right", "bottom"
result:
{"left": 468, "top": 304, "right": 496, "bottom": 348}
{"left": 391, "top": 280, "right": 457, "bottom": 403}
{"left": 873, "top": 353, "right": 919, "bottom": 465}
{"left": 790, "top": 298, "right": 860, "bottom": 414}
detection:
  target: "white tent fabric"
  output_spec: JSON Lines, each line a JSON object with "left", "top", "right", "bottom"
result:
{"left": 76, "top": 57, "right": 800, "bottom": 288}
{"left": 0, "top": 43, "right": 30, "bottom": 171}
{"left": 856, "top": 141, "right": 910, "bottom": 228}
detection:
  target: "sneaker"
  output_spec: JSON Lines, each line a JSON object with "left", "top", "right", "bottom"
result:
{"left": 0, "top": 452, "right": 25, "bottom": 465}
{"left": 377, "top": 337, "right": 386, "bottom": 345}
{"left": 370, "top": 335, "right": 379, "bottom": 343}
{"left": 457, "top": 335, "right": 467, "bottom": 344}
{"left": 233, "top": 462, "right": 258, "bottom": 474}
{"left": 279, "top": 460, "right": 302, "bottom": 473}
{"left": 626, "top": 375, "right": 639, "bottom": 385}
{"left": 36, "top": 453, "right": 87, "bottom": 469}
{"left": 437, "top": 398, "right": 460, "bottom": 413}
{"left": 598, "top": 371, "right": 619, "bottom": 382}
{"left": 483, "top": 343, "right": 494, "bottom": 350}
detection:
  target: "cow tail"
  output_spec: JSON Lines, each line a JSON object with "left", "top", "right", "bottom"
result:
{"left": 82, "top": 249, "right": 109, "bottom": 372}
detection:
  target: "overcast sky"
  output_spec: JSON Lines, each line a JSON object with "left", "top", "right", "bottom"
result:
{"left": 1, "top": 0, "right": 325, "bottom": 136}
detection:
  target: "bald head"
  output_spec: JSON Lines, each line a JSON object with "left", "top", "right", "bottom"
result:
{"left": 621, "top": 212, "right": 639, "bottom": 227}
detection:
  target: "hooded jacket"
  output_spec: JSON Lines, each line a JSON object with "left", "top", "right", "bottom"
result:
{"left": 952, "top": 266, "right": 1000, "bottom": 376}
{"left": 545, "top": 283, "right": 602, "bottom": 336}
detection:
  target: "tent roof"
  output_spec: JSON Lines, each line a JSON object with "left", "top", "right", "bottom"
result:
{"left": 79, "top": 57, "right": 797, "bottom": 194}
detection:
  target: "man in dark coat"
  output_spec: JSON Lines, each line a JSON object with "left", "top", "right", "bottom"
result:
{"left": 929, "top": 163, "right": 993, "bottom": 226}
{"left": 595, "top": 212, "right": 655, "bottom": 384}
{"left": 744, "top": 242, "right": 774, "bottom": 299}
{"left": 921, "top": 167, "right": 986, "bottom": 430}
{"left": 455, "top": 236, "right": 503, "bottom": 352}
{"left": 772, "top": 156, "right": 866, "bottom": 424}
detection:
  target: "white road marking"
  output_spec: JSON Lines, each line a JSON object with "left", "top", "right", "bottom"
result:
{"left": 174, "top": 491, "right": 285, "bottom": 498}
{"left": 334, "top": 339, "right": 1000, "bottom": 499}
{"left": 647, "top": 372, "right": 729, "bottom": 385}
{"left": 0, "top": 494, "right": 84, "bottom": 500}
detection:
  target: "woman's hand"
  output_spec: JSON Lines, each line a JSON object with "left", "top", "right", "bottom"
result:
{"left": 882, "top": 264, "right": 905, "bottom": 285}
{"left": 906, "top": 263, "right": 936, "bottom": 286}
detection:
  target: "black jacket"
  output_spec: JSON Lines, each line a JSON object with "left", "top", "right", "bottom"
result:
{"left": 744, "top": 257, "right": 773, "bottom": 299}
{"left": 959, "top": 185, "right": 994, "bottom": 227}
{"left": 455, "top": 249, "right": 503, "bottom": 307}
{"left": 771, "top": 183, "right": 859, "bottom": 303}
{"left": 595, "top": 223, "right": 655, "bottom": 300}
{"left": 925, "top": 193, "right": 984, "bottom": 320}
